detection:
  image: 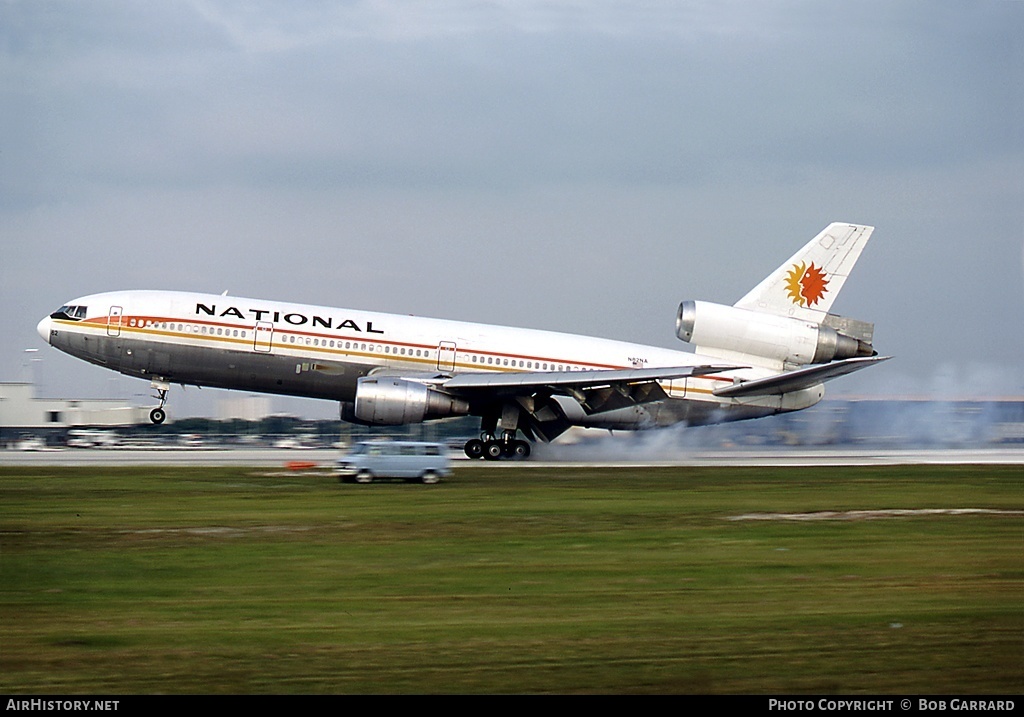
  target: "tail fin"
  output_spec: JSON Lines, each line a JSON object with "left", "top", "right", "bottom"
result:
{"left": 734, "top": 223, "right": 874, "bottom": 321}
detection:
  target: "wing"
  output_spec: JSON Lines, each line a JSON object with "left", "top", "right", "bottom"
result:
{"left": 363, "top": 364, "right": 735, "bottom": 442}
{"left": 431, "top": 364, "right": 737, "bottom": 417}
{"left": 440, "top": 365, "right": 733, "bottom": 392}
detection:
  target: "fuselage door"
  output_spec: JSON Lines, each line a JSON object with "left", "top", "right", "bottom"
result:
{"left": 107, "top": 306, "right": 123, "bottom": 337}
{"left": 437, "top": 341, "right": 457, "bottom": 372}
{"left": 665, "top": 377, "right": 687, "bottom": 399}
{"left": 254, "top": 322, "right": 274, "bottom": 353}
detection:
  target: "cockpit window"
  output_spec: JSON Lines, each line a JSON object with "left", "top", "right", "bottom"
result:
{"left": 50, "top": 305, "right": 88, "bottom": 321}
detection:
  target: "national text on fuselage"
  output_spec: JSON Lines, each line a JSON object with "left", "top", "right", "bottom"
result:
{"left": 195, "top": 303, "right": 384, "bottom": 334}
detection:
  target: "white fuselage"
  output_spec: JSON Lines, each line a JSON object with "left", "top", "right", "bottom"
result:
{"left": 38, "top": 289, "right": 822, "bottom": 432}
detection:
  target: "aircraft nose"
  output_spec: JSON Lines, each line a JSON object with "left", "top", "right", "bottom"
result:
{"left": 37, "top": 316, "right": 52, "bottom": 344}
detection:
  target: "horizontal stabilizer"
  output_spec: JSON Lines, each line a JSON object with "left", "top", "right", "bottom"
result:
{"left": 712, "top": 356, "right": 891, "bottom": 398}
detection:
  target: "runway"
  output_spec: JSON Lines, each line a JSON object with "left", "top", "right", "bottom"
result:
{"left": 2, "top": 446, "right": 1023, "bottom": 467}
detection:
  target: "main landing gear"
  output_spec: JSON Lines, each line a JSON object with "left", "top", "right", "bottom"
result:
{"left": 464, "top": 407, "right": 531, "bottom": 460}
{"left": 149, "top": 380, "right": 170, "bottom": 425}
{"left": 464, "top": 434, "right": 532, "bottom": 461}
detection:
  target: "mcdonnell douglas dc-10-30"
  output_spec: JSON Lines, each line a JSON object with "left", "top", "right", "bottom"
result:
{"left": 37, "top": 222, "right": 888, "bottom": 460}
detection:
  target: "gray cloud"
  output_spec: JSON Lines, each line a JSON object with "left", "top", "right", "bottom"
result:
{"left": 2, "top": 1, "right": 1021, "bottom": 416}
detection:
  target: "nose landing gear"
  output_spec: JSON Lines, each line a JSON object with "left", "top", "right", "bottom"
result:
{"left": 149, "top": 380, "right": 170, "bottom": 425}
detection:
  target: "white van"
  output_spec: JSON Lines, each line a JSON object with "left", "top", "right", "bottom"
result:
{"left": 335, "top": 441, "right": 451, "bottom": 484}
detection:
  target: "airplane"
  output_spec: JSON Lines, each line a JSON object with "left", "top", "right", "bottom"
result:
{"left": 36, "top": 222, "right": 888, "bottom": 460}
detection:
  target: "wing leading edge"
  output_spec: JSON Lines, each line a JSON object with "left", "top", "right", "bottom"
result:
{"left": 439, "top": 364, "right": 735, "bottom": 391}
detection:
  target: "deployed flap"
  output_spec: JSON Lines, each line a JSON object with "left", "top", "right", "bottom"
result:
{"left": 574, "top": 380, "right": 670, "bottom": 415}
{"left": 435, "top": 365, "right": 736, "bottom": 418}
{"left": 712, "top": 356, "right": 890, "bottom": 398}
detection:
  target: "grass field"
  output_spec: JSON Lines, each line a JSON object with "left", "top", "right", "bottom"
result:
{"left": 1, "top": 464, "right": 1021, "bottom": 694}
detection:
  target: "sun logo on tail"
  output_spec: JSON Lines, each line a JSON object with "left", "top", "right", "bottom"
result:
{"left": 785, "top": 262, "right": 829, "bottom": 307}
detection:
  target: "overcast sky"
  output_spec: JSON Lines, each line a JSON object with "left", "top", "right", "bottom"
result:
{"left": 2, "top": 1, "right": 1021, "bottom": 418}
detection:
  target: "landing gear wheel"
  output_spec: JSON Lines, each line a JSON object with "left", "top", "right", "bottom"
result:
{"left": 507, "top": 440, "right": 531, "bottom": 460}
{"left": 464, "top": 439, "right": 485, "bottom": 459}
{"left": 150, "top": 382, "right": 170, "bottom": 425}
{"left": 484, "top": 441, "right": 505, "bottom": 460}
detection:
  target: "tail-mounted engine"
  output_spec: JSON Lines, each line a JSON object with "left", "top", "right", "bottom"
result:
{"left": 676, "top": 300, "right": 875, "bottom": 366}
{"left": 343, "top": 376, "right": 470, "bottom": 425}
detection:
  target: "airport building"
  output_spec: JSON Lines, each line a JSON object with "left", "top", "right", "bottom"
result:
{"left": 0, "top": 382, "right": 151, "bottom": 445}
{"left": 216, "top": 395, "right": 273, "bottom": 422}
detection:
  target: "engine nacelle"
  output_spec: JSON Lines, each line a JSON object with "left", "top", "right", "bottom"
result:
{"left": 348, "top": 376, "right": 470, "bottom": 425}
{"left": 676, "top": 300, "right": 873, "bottom": 365}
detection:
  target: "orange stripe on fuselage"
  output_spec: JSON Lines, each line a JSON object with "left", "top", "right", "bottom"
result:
{"left": 70, "top": 314, "right": 737, "bottom": 385}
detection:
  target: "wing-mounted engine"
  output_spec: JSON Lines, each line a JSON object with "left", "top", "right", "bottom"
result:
{"left": 344, "top": 376, "right": 470, "bottom": 425}
{"left": 676, "top": 300, "right": 875, "bottom": 367}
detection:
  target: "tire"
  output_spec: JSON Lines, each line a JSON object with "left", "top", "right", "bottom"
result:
{"left": 484, "top": 441, "right": 504, "bottom": 461}
{"left": 150, "top": 408, "right": 166, "bottom": 425}
{"left": 508, "top": 440, "right": 531, "bottom": 460}
{"left": 464, "top": 439, "right": 485, "bottom": 459}
{"left": 421, "top": 470, "right": 441, "bottom": 485}
{"left": 355, "top": 470, "right": 373, "bottom": 484}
